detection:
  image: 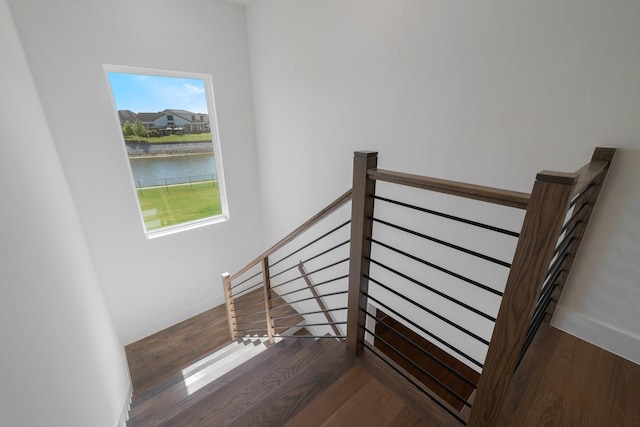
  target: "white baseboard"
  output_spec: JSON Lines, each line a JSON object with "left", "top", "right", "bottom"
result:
{"left": 116, "top": 346, "right": 133, "bottom": 427}
{"left": 121, "top": 295, "right": 226, "bottom": 345}
{"left": 552, "top": 307, "right": 640, "bottom": 365}
{"left": 115, "top": 380, "right": 133, "bottom": 427}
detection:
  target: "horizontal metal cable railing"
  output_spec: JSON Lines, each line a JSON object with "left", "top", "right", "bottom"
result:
{"left": 266, "top": 216, "right": 351, "bottom": 340}
{"left": 346, "top": 148, "right": 615, "bottom": 427}
{"left": 357, "top": 190, "right": 523, "bottom": 424}
{"left": 219, "top": 148, "right": 614, "bottom": 427}
{"left": 222, "top": 189, "right": 352, "bottom": 342}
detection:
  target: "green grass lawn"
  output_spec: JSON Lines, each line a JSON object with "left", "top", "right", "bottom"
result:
{"left": 125, "top": 133, "right": 212, "bottom": 144}
{"left": 138, "top": 180, "right": 222, "bottom": 231}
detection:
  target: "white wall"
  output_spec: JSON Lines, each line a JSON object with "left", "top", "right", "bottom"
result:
{"left": 245, "top": 0, "right": 640, "bottom": 363}
{"left": 9, "top": 0, "right": 263, "bottom": 343}
{"left": 0, "top": 0, "right": 130, "bottom": 424}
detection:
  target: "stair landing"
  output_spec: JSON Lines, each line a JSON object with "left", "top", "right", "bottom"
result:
{"left": 498, "top": 324, "right": 640, "bottom": 426}
{"left": 125, "top": 305, "right": 427, "bottom": 426}
{"left": 126, "top": 305, "right": 640, "bottom": 426}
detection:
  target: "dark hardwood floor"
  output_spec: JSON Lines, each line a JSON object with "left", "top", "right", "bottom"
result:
{"left": 125, "top": 304, "right": 233, "bottom": 403}
{"left": 285, "top": 364, "right": 428, "bottom": 427}
{"left": 498, "top": 324, "right": 640, "bottom": 426}
{"left": 125, "top": 303, "right": 640, "bottom": 426}
{"left": 125, "top": 292, "right": 303, "bottom": 404}
{"left": 125, "top": 305, "right": 427, "bottom": 426}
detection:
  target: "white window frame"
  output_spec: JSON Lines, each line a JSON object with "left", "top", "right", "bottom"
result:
{"left": 104, "top": 64, "right": 230, "bottom": 239}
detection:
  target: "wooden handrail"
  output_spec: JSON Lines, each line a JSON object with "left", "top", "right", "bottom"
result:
{"left": 571, "top": 162, "right": 606, "bottom": 197}
{"left": 368, "top": 168, "right": 531, "bottom": 209}
{"left": 541, "top": 148, "right": 615, "bottom": 323}
{"left": 229, "top": 189, "right": 352, "bottom": 282}
{"left": 570, "top": 148, "right": 616, "bottom": 197}
{"left": 537, "top": 151, "right": 613, "bottom": 200}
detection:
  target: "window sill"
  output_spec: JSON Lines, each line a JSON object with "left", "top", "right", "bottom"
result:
{"left": 144, "top": 214, "right": 229, "bottom": 240}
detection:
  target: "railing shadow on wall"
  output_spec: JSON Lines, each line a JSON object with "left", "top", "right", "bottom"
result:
{"left": 222, "top": 147, "right": 615, "bottom": 427}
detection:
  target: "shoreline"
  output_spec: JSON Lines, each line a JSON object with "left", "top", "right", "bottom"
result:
{"left": 127, "top": 152, "right": 213, "bottom": 159}
{"left": 124, "top": 139, "right": 212, "bottom": 146}
{"left": 126, "top": 141, "right": 213, "bottom": 158}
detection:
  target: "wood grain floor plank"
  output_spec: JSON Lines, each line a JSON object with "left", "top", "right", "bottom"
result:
{"left": 128, "top": 338, "right": 306, "bottom": 427}
{"left": 227, "top": 342, "right": 356, "bottom": 426}
{"left": 358, "top": 349, "right": 462, "bottom": 427}
{"left": 161, "top": 338, "right": 338, "bottom": 427}
{"left": 320, "top": 376, "right": 427, "bottom": 427}
{"left": 126, "top": 303, "right": 640, "bottom": 427}
{"left": 127, "top": 295, "right": 302, "bottom": 408}
{"left": 283, "top": 364, "right": 371, "bottom": 427}
{"left": 126, "top": 305, "right": 232, "bottom": 402}
{"left": 498, "top": 325, "right": 640, "bottom": 426}
{"left": 393, "top": 406, "right": 433, "bottom": 426}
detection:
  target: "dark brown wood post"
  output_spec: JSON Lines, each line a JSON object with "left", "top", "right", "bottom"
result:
{"left": 222, "top": 273, "right": 237, "bottom": 340}
{"left": 346, "top": 151, "right": 378, "bottom": 355}
{"left": 468, "top": 171, "right": 577, "bottom": 427}
{"left": 262, "top": 256, "right": 276, "bottom": 343}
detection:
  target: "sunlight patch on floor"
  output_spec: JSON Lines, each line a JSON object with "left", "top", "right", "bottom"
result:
{"left": 181, "top": 335, "right": 281, "bottom": 395}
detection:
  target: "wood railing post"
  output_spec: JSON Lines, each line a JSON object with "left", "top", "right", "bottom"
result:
{"left": 347, "top": 151, "right": 378, "bottom": 355}
{"left": 222, "top": 272, "right": 237, "bottom": 340}
{"left": 262, "top": 256, "right": 276, "bottom": 343}
{"left": 468, "top": 171, "right": 577, "bottom": 427}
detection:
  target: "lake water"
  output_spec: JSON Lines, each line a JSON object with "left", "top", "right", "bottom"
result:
{"left": 129, "top": 154, "right": 217, "bottom": 186}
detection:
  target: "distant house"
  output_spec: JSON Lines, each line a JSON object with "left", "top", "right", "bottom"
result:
{"left": 118, "top": 109, "right": 138, "bottom": 124}
{"left": 117, "top": 109, "right": 210, "bottom": 135}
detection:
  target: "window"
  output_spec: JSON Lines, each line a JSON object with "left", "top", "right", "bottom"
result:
{"left": 105, "top": 65, "right": 229, "bottom": 238}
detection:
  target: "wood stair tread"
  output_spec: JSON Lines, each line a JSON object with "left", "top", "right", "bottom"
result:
{"left": 128, "top": 337, "right": 309, "bottom": 427}
{"left": 126, "top": 305, "right": 232, "bottom": 400}
{"left": 161, "top": 338, "right": 350, "bottom": 426}
{"left": 126, "top": 304, "right": 440, "bottom": 427}
{"left": 228, "top": 339, "right": 356, "bottom": 426}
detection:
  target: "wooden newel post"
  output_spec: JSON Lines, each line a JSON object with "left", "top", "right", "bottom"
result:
{"left": 346, "top": 151, "right": 378, "bottom": 355}
{"left": 222, "top": 272, "right": 237, "bottom": 340}
{"left": 468, "top": 171, "right": 577, "bottom": 427}
{"left": 262, "top": 256, "right": 276, "bottom": 343}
